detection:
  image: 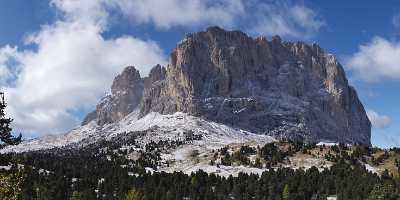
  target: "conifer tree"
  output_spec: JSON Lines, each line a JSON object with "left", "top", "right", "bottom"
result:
{"left": 69, "top": 191, "right": 84, "bottom": 200}
{"left": 282, "top": 184, "right": 290, "bottom": 200}
{"left": 368, "top": 184, "right": 385, "bottom": 200}
{"left": 0, "top": 172, "right": 23, "bottom": 200}
{"left": 0, "top": 92, "right": 21, "bottom": 145}
{"left": 124, "top": 188, "right": 143, "bottom": 200}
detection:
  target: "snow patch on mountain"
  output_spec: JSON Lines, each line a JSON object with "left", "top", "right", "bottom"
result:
{"left": 0, "top": 111, "right": 275, "bottom": 154}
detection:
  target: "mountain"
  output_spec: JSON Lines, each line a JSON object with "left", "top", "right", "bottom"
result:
{"left": 0, "top": 26, "right": 377, "bottom": 186}
{"left": 2, "top": 26, "right": 371, "bottom": 155}
{"left": 84, "top": 26, "right": 371, "bottom": 146}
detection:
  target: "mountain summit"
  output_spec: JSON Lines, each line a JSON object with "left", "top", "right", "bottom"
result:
{"left": 83, "top": 26, "right": 371, "bottom": 146}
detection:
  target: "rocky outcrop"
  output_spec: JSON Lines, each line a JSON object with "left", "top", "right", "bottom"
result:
{"left": 143, "top": 64, "right": 166, "bottom": 88}
{"left": 83, "top": 26, "right": 371, "bottom": 145}
{"left": 82, "top": 66, "right": 144, "bottom": 126}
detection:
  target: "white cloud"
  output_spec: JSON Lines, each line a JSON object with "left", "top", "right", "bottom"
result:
{"left": 55, "top": 0, "right": 323, "bottom": 39}
{"left": 49, "top": 0, "right": 245, "bottom": 30}
{"left": 346, "top": 37, "right": 400, "bottom": 82}
{"left": 0, "top": 0, "right": 166, "bottom": 135}
{"left": 110, "top": 0, "right": 245, "bottom": 29}
{"left": 51, "top": 0, "right": 109, "bottom": 25}
{"left": 250, "top": 2, "right": 325, "bottom": 39}
{"left": 367, "top": 110, "right": 392, "bottom": 129}
{"left": 111, "top": 0, "right": 325, "bottom": 38}
{"left": 0, "top": 46, "right": 21, "bottom": 86}
{"left": 120, "top": 0, "right": 325, "bottom": 38}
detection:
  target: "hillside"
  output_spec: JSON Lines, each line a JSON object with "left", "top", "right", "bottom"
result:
{"left": 1, "top": 138, "right": 400, "bottom": 199}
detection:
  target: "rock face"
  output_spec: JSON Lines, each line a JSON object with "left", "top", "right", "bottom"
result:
{"left": 83, "top": 26, "right": 371, "bottom": 145}
{"left": 82, "top": 65, "right": 166, "bottom": 126}
{"left": 82, "top": 66, "right": 144, "bottom": 126}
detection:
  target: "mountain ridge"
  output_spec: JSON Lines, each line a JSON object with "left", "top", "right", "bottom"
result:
{"left": 83, "top": 26, "right": 371, "bottom": 146}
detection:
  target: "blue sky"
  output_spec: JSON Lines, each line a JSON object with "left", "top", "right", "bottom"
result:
{"left": 0, "top": 0, "right": 400, "bottom": 148}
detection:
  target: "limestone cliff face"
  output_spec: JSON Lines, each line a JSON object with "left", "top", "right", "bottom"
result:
{"left": 84, "top": 27, "right": 371, "bottom": 145}
{"left": 82, "top": 64, "right": 166, "bottom": 126}
{"left": 82, "top": 66, "right": 144, "bottom": 126}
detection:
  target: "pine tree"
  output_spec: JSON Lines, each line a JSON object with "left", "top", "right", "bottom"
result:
{"left": 0, "top": 92, "right": 21, "bottom": 145}
{"left": 282, "top": 184, "right": 290, "bottom": 200}
{"left": 124, "top": 188, "right": 143, "bottom": 200}
{"left": 69, "top": 191, "right": 84, "bottom": 200}
{"left": 368, "top": 184, "right": 385, "bottom": 200}
{"left": 0, "top": 172, "right": 23, "bottom": 200}
{"left": 166, "top": 190, "right": 174, "bottom": 200}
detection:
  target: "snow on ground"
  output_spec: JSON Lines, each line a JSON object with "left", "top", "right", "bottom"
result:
{"left": 3, "top": 110, "right": 364, "bottom": 177}
{"left": 0, "top": 111, "right": 275, "bottom": 154}
{"left": 163, "top": 162, "right": 267, "bottom": 177}
{"left": 152, "top": 115, "right": 275, "bottom": 177}
{"left": 364, "top": 163, "right": 379, "bottom": 174}
{"left": 3, "top": 109, "right": 380, "bottom": 178}
{"left": 158, "top": 142, "right": 268, "bottom": 177}
{"left": 1, "top": 110, "right": 279, "bottom": 176}
{"left": 0, "top": 165, "right": 11, "bottom": 170}
{"left": 0, "top": 121, "right": 99, "bottom": 153}
{"left": 288, "top": 156, "right": 332, "bottom": 171}
{"left": 316, "top": 142, "right": 339, "bottom": 146}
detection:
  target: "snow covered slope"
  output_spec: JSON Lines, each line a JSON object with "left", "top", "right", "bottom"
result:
{"left": 1, "top": 110, "right": 280, "bottom": 176}
{"left": 1, "top": 110, "right": 275, "bottom": 154}
{"left": 1, "top": 110, "right": 382, "bottom": 177}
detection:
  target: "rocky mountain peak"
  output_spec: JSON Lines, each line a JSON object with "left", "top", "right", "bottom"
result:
{"left": 82, "top": 66, "right": 144, "bottom": 126}
{"left": 145, "top": 64, "right": 166, "bottom": 87}
{"left": 111, "top": 66, "right": 141, "bottom": 95}
{"left": 83, "top": 26, "right": 371, "bottom": 146}
{"left": 271, "top": 35, "right": 282, "bottom": 44}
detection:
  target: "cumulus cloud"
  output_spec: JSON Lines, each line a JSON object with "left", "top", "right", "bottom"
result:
{"left": 367, "top": 110, "right": 392, "bottom": 129}
{"left": 109, "top": 0, "right": 245, "bottom": 29}
{"left": 113, "top": 0, "right": 325, "bottom": 38}
{"left": 48, "top": 0, "right": 246, "bottom": 30}
{"left": 0, "top": 46, "right": 21, "bottom": 86}
{"left": 346, "top": 37, "right": 400, "bottom": 82}
{"left": 250, "top": 2, "right": 325, "bottom": 39}
{"left": 0, "top": 0, "right": 166, "bottom": 135}
{"left": 67, "top": 0, "right": 323, "bottom": 39}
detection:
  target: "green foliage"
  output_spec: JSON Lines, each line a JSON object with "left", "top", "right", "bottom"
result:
{"left": 331, "top": 145, "right": 340, "bottom": 153}
{"left": 373, "top": 151, "right": 390, "bottom": 165}
{"left": 221, "top": 152, "right": 232, "bottom": 166}
{"left": 0, "top": 93, "right": 21, "bottom": 145}
{"left": 0, "top": 172, "right": 23, "bottom": 200}
{"left": 69, "top": 191, "right": 84, "bottom": 200}
{"left": 254, "top": 157, "right": 262, "bottom": 168}
{"left": 352, "top": 145, "right": 370, "bottom": 158}
{"left": 395, "top": 159, "right": 400, "bottom": 174}
{"left": 124, "top": 188, "right": 143, "bottom": 200}
{"left": 232, "top": 150, "right": 250, "bottom": 165}
{"left": 260, "top": 143, "right": 287, "bottom": 165}
{"left": 0, "top": 140, "right": 399, "bottom": 199}
{"left": 282, "top": 184, "right": 290, "bottom": 200}
{"left": 368, "top": 183, "right": 397, "bottom": 200}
